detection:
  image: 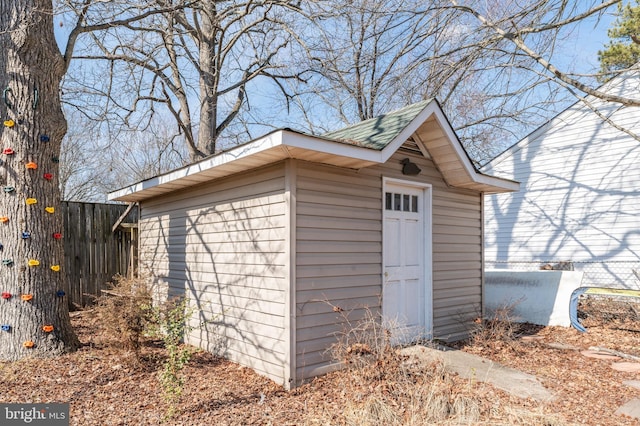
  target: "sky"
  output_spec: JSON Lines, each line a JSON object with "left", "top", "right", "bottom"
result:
{"left": 554, "top": 10, "right": 616, "bottom": 74}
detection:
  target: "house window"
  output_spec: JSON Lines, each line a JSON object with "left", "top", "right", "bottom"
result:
{"left": 385, "top": 192, "right": 419, "bottom": 212}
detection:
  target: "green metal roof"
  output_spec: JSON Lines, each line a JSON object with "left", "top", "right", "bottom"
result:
{"left": 323, "top": 100, "right": 432, "bottom": 150}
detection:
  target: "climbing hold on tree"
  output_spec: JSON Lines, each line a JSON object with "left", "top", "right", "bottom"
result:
{"left": 1, "top": 292, "right": 11, "bottom": 299}
{"left": 52, "top": 233, "right": 62, "bottom": 240}
{"left": 22, "top": 231, "right": 31, "bottom": 239}
{"left": 56, "top": 290, "right": 65, "bottom": 297}
{"left": 3, "top": 87, "right": 12, "bottom": 109}
{"left": 2, "top": 148, "right": 14, "bottom": 155}
{"left": 32, "top": 88, "right": 39, "bottom": 110}
{"left": 3, "top": 186, "right": 15, "bottom": 193}
{"left": 1, "top": 259, "right": 13, "bottom": 266}
{"left": 43, "top": 173, "right": 53, "bottom": 180}
{"left": 21, "top": 294, "right": 33, "bottom": 301}
{"left": 25, "top": 198, "right": 37, "bottom": 205}
{"left": 23, "top": 341, "right": 34, "bottom": 348}
{"left": 25, "top": 162, "right": 37, "bottom": 169}
{"left": 0, "top": 217, "right": 8, "bottom": 223}
{"left": 40, "top": 135, "right": 49, "bottom": 142}
{"left": 27, "top": 259, "right": 38, "bottom": 266}
{"left": 1, "top": 325, "right": 10, "bottom": 332}
{"left": 3, "top": 120, "right": 15, "bottom": 128}
{"left": 51, "top": 156, "right": 59, "bottom": 163}
{"left": 42, "top": 325, "right": 54, "bottom": 333}
{"left": 50, "top": 265, "right": 60, "bottom": 272}
{"left": 45, "top": 207, "right": 54, "bottom": 214}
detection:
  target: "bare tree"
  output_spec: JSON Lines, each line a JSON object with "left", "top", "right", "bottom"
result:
{"left": 58, "top": 0, "right": 308, "bottom": 161}
{"left": 0, "top": 0, "right": 202, "bottom": 361}
{"left": 288, "top": 0, "right": 570, "bottom": 163}
{"left": 288, "top": 0, "right": 640, "bottom": 164}
{"left": 0, "top": 0, "right": 80, "bottom": 359}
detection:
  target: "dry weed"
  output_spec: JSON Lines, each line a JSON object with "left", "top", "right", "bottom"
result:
{"left": 93, "top": 274, "right": 154, "bottom": 355}
{"left": 469, "top": 302, "right": 525, "bottom": 354}
{"left": 326, "top": 306, "right": 482, "bottom": 425}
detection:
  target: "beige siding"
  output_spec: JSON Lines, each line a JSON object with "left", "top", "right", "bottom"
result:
{"left": 294, "top": 162, "right": 383, "bottom": 380}
{"left": 294, "top": 149, "right": 483, "bottom": 381}
{"left": 370, "top": 151, "right": 482, "bottom": 341}
{"left": 138, "top": 163, "right": 289, "bottom": 384}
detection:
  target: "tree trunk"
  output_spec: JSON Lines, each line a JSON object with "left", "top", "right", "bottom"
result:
{"left": 197, "top": 0, "right": 219, "bottom": 159}
{"left": 0, "top": 0, "right": 79, "bottom": 360}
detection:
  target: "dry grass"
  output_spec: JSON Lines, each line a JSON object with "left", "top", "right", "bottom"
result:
{"left": 319, "top": 306, "right": 564, "bottom": 426}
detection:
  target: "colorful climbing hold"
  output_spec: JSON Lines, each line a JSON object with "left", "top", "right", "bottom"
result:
{"left": 56, "top": 290, "right": 65, "bottom": 297}
{"left": 25, "top": 198, "right": 37, "bottom": 205}
{"left": 43, "top": 173, "right": 53, "bottom": 181}
{"left": 0, "top": 217, "right": 8, "bottom": 223}
{"left": 21, "top": 294, "right": 33, "bottom": 302}
{"left": 52, "top": 233, "right": 62, "bottom": 240}
{"left": 1, "top": 259, "right": 13, "bottom": 266}
{"left": 51, "top": 156, "right": 59, "bottom": 163}
{"left": 22, "top": 231, "right": 31, "bottom": 239}
{"left": 45, "top": 207, "right": 55, "bottom": 214}
{"left": 23, "top": 341, "right": 34, "bottom": 348}
{"left": 42, "top": 325, "right": 54, "bottom": 333}
{"left": 1, "top": 325, "right": 10, "bottom": 332}
{"left": 25, "top": 162, "right": 37, "bottom": 170}
{"left": 3, "top": 186, "right": 15, "bottom": 193}
{"left": 39, "top": 135, "right": 49, "bottom": 143}
{"left": 27, "top": 259, "right": 39, "bottom": 266}
{"left": 1, "top": 292, "right": 11, "bottom": 299}
{"left": 3, "top": 120, "right": 14, "bottom": 128}
{"left": 50, "top": 265, "right": 60, "bottom": 272}
{"left": 2, "top": 148, "right": 14, "bottom": 155}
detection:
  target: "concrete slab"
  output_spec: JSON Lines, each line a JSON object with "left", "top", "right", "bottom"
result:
{"left": 615, "top": 398, "right": 640, "bottom": 420}
{"left": 623, "top": 380, "right": 640, "bottom": 390}
{"left": 581, "top": 350, "right": 621, "bottom": 361}
{"left": 612, "top": 362, "right": 640, "bottom": 373}
{"left": 401, "top": 345, "right": 555, "bottom": 402}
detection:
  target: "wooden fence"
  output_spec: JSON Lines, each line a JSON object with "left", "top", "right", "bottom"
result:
{"left": 62, "top": 202, "right": 138, "bottom": 308}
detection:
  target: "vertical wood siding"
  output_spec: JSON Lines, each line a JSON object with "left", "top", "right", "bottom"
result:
{"left": 295, "top": 149, "right": 483, "bottom": 379}
{"left": 138, "top": 164, "right": 289, "bottom": 384}
{"left": 484, "top": 74, "right": 640, "bottom": 287}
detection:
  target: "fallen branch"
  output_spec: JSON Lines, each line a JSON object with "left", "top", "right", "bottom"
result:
{"left": 588, "top": 346, "right": 640, "bottom": 362}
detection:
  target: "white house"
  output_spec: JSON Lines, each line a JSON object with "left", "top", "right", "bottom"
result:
{"left": 484, "top": 71, "right": 640, "bottom": 288}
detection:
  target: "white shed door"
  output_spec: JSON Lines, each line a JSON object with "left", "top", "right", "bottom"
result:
{"left": 383, "top": 181, "right": 432, "bottom": 344}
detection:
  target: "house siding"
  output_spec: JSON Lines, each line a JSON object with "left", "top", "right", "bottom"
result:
{"left": 138, "top": 163, "right": 290, "bottom": 384}
{"left": 374, "top": 151, "right": 482, "bottom": 342}
{"left": 294, "top": 148, "right": 483, "bottom": 380}
{"left": 294, "top": 161, "right": 383, "bottom": 380}
{"left": 484, "top": 74, "right": 640, "bottom": 287}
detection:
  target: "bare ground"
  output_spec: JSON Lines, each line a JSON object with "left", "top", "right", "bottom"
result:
{"left": 0, "top": 298, "right": 638, "bottom": 425}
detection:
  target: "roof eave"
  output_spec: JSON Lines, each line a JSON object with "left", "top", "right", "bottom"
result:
{"left": 108, "top": 129, "right": 382, "bottom": 203}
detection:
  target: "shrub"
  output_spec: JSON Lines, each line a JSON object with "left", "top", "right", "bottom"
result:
{"left": 93, "top": 275, "right": 154, "bottom": 355}
{"left": 147, "top": 296, "right": 196, "bottom": 420}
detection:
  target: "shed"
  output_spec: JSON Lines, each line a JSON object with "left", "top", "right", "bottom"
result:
{"left": 108, "top": 100, "right": 517, "bottom": 388}
{"left": 483, "top": 70, "right": 640, "bottom": 287}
